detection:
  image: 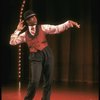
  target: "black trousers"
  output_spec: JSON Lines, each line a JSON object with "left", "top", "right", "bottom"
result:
{"left": 24, "top": 46, "right": 54, "bottom": 100}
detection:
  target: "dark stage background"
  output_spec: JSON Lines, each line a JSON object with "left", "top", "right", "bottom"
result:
{"left": 1, "top": 0, "right": 99, "bottom": 87}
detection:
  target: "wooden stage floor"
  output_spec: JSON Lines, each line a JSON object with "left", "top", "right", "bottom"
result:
{"left": 2, "top": 84, "right": 99, "bottom": 100}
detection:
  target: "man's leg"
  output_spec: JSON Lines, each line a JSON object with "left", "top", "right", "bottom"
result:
{"left": 42, "top": 50, "right": 54, "bottom": 100}
{"left": 24, "top": 61, "right": 42, "bottom": 100}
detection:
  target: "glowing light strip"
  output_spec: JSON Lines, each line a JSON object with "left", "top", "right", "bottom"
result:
{"left": 18, "top": 0, "right": 26, "bottom": 91}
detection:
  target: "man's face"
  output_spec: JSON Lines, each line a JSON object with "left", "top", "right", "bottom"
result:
{"left": 26, "top": 16, "right": 37, "bottom": 26}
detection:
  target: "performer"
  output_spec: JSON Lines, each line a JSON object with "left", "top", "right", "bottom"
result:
{"left": 9, "top": 10, "right": 80, "bottom": 100}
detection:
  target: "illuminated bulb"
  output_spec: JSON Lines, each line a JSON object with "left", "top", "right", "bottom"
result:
{"left": 20, "top": 15, "right": 22, "bottom": 18}
{"left": 21, "top": 8, "right": 23, "bottom": 11}
{"left": 18, "top": 64, "right": 21, "bottom": 66}
{"left": 19, "top": 56, "right": 21, "bottom": 59}
{"left": 19, "top": 53, "right": 21, "bottom": 55}
{"left": 23, "top": 1, "right": 26, "bottom": 4}
{"left": 19, "top": 60, "right": 21, "bottom": 62}
{"left": 19, "top": 48, "right": 21, "bottom": 50}
{"left": 19, "top": 75, "right": 21, "bottom": 78}
{"left": 19, "top": 45, "right": 21, "bottom": 48}
{"left": 19, "top": 67, "right": 21, "bottom": 70}
{"left": 22, "top": 4, "right": 24, "bottom": 7}
{"left": 20, "top": 11, "right": 23, "bottom": 15}
{"left": 19, "top": 71, "right": 21, "bottom": 74}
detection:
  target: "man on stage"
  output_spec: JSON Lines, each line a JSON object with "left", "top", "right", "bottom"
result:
{"left": 9, "top": 10, "right": 80, "bottom": 100}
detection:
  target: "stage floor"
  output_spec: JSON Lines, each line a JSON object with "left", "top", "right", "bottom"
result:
{"left": 2, "top": 84, "right": 99, "bottom": 100}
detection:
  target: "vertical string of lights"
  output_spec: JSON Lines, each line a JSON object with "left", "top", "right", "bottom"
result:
{"left": 18, "top": 0, "right": 26, "bottom": 91}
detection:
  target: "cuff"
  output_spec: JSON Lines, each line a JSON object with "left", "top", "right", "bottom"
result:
{"left": 14, "top": 30, "right": 21, "bottom": 35}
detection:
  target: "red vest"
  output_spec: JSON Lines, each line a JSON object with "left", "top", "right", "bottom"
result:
{"left": 25, "top": 25, "right": 48, "bottom": 53}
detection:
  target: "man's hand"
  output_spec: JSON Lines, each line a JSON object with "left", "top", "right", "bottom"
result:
{"left": 68, "top": 20, "right": 80, "bottom": 28}
{"left": 16, "top": 20, "right": 25, "bottom": 31}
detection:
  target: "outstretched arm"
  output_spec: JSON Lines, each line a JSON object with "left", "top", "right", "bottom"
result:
{"left": 9, "top": 20, "right": 26, "bottom": 45}
{"left": 41, "top": 20, "right": 80, "bottom": 34}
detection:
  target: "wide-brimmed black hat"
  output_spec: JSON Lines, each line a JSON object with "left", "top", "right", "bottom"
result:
{"left": 23, "top": 10, "right": 36, "bottom": 20}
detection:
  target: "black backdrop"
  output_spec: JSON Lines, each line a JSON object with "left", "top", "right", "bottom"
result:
{"left": 1, "top": 0, "right": 99, "bottom": 86}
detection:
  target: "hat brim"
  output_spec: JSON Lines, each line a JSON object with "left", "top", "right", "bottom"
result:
{"left": 24, "top": 14, "right": 36, "bottom": 20}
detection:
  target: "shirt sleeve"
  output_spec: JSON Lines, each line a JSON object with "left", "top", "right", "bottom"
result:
{"left": 41, "top": 21, "right": 71, "bottom": 34}
{"left": 9, "top": 30, "right": 26, "bottom": 45}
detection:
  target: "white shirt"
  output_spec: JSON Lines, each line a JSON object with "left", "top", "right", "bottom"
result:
{"left": 9, "top": 21, "right": 71, "bottom": 45}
